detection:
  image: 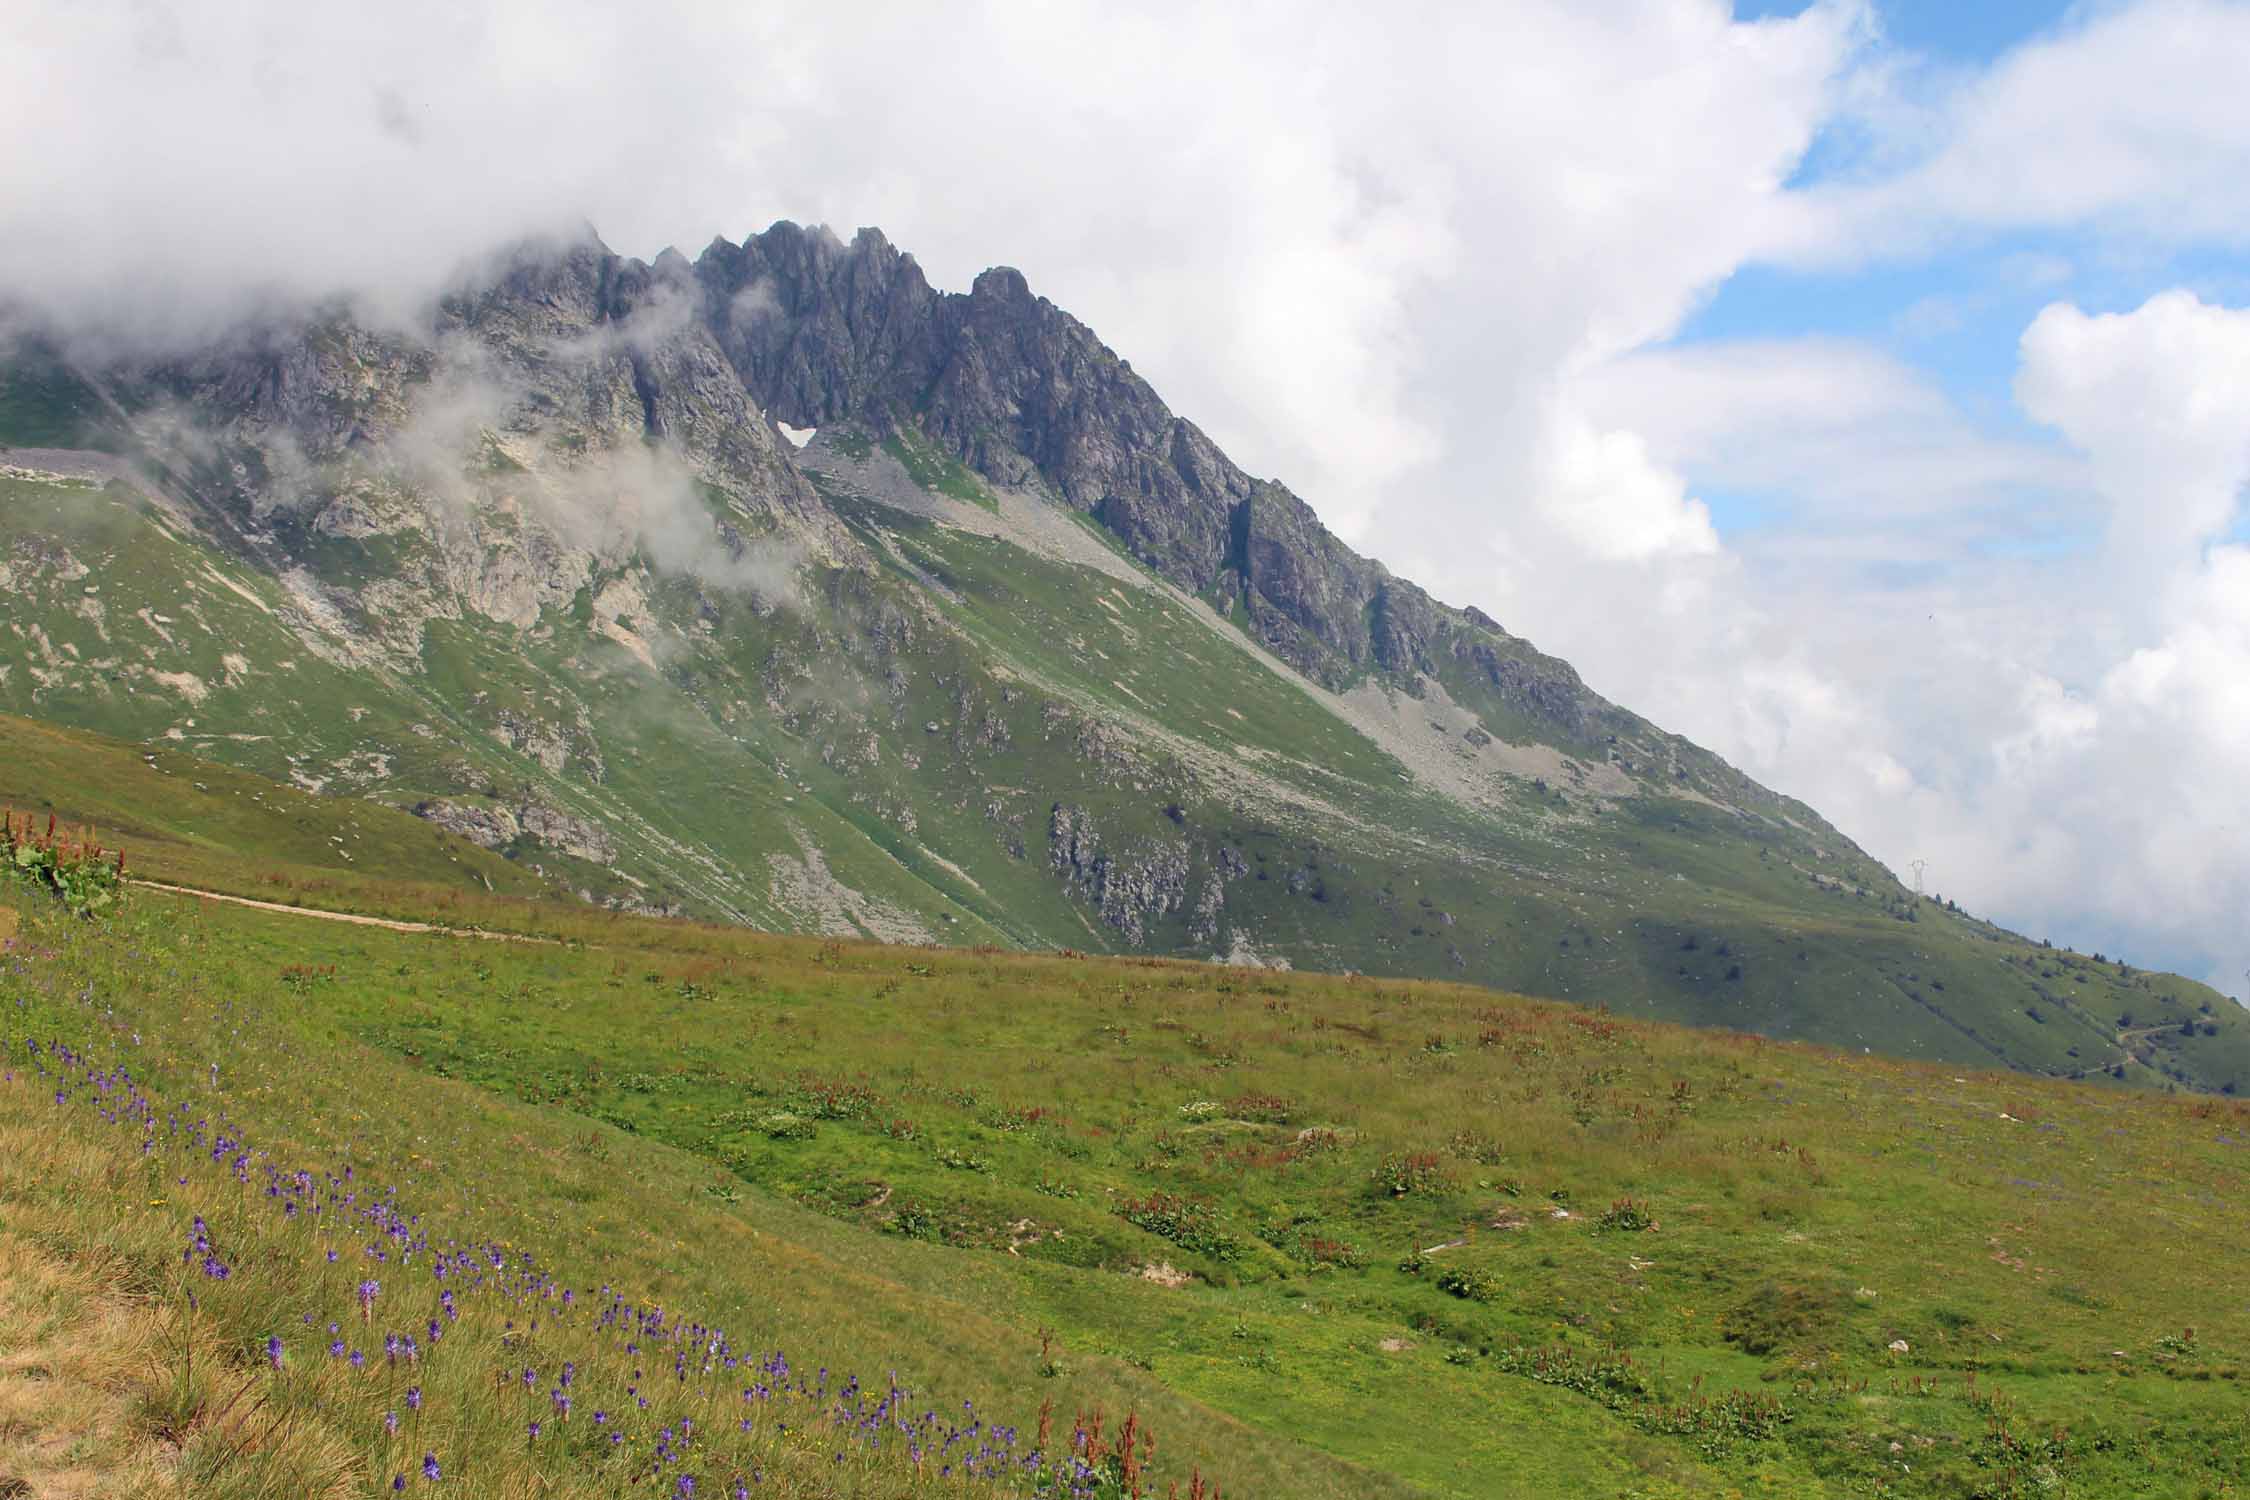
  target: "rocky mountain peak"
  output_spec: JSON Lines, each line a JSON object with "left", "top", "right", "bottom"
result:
{"left": 969, "top": 265, "right": 1035, "bottom": 303}
{"left": 668, "top": 224, "right": 1618, "bottom": 748}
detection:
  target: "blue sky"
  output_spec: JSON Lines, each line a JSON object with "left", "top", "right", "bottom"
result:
{"left": 1689, "top": 5, "right": 2153, "bottom": 537}
{"left": 1656, "top": 1, "right": 2250, "bottom": 668}
{"left": 1738, "top": 0, "right": 2071, "bottom": 61}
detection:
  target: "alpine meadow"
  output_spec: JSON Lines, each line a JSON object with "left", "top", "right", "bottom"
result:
{"left": 5, "top": 3, "right": 2250, "bottom": 1496}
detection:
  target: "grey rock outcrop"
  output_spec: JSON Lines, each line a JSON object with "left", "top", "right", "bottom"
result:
{"left": 413, "top": 796, "right": 616, "bottom": 865}
{"left": 515, "top": 801, "right": 617, "bottom": 864}
{"left": 413, "top": 798, "right": 520, "bottom": 849}
{"left": 1048, "top": 802, "right": 1190, "bottom": 946}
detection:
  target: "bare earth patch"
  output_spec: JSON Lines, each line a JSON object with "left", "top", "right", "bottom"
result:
{"left": 765, "top": 826, "right": 938, "bottom": 944}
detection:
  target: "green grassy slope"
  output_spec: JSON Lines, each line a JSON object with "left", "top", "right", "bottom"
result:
{"left": 0, "top": 711, "right": 568, "bottom": 915}
{"left": 5, "top": 452, "right": 2245, "bottom": 1093}
{"left": 7, "top": 851, "right": 2250, "bottom": 1496}
{"left": 0, "top": 347, "right": 117, "bottom": 450}
{"left": 843, "top": 499, "right": 2250, "bottom": 1094}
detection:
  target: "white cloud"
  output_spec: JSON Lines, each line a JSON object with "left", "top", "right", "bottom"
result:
{"left": 1534, "top": 411, "right": 1718, "bottom": 561}
{"left": 1582, "top": 338, "right": 2085, "bottom": 528}
{"left": 1559, "top": 293, "right": 2250, "bottom": 997}
{"left": 1771, "top": 0, "right": 2250, "bottom": 264}
{"left": 1, "top": 0, "right": 1867, "bottom": 536}
{"left": 2016, "top": 291, "right": 2250, "bottom": 565}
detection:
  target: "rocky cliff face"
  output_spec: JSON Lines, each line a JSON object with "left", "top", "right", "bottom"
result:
{"left": 1047, "top": 801, "right": 1195, "bottom": 946}
{"left": 680, "top": 225, "right": 1431, "bottom": 690}
{"left": 669, "top": 225, "right": 1840, "bottom": 813}
{"left": 646, "top": 224, "right": 1709, "bottom": 789}
{"left": 94, "top": 222, "right": 1687, "bottom": 765}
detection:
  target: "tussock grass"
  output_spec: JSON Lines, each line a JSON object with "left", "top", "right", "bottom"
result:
{"left": 0, "top": 1117, "right": 360, "bottom": 1498}
{"left": 0, "top": 1219, "right": 184, "bottom": 1498}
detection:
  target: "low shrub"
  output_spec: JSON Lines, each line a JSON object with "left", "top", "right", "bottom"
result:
{"left": 1226, "top": 1092, "right": 1294, "bottom": 1125}
{"left": 758, "top": 1110, "right": 816, "bottom": 1141}
{"left": 1289, "top": 1232, "right": 1365, "bottom": 1270}
{"left": 1724, "top": 1280, "right": 1851, "bottom": 1357}
{"left": 785, "top": 1074, "right": 884, "bottom": 1121}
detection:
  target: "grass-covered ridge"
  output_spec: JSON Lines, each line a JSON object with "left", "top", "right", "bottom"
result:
{"left": 7, "top": 833, "right": 2250, "bottom": 1496}
{"left": 0, "top": 712, "right": 571, "bottom": 920}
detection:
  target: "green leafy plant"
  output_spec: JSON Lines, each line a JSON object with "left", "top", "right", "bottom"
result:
{"left": 1117, "top": 1193, "right": 1243, "bottom": 1262}
{"left": 1372, "top": 1150, "right": 1454, "bottom": 1198}
{"left": 933, "top": 1144, "right": 992, "bottom": 1173}
{"left": 2, "top": 808, "right": 126, "bottom": 915}
{"left": 1436, "top": 1265, "right": 1497, "bottom": 1302}
{"left": 1596, "top": 1197, "right": 1656, "bottom": 1233}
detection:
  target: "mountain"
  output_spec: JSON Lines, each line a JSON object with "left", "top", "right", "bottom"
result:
{"left": 0, "top": 221, "right": 2241, "bottom": 1090}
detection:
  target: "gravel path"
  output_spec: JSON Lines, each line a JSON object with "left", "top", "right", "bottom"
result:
{"left": 132, "top": 880, "right": 554, "bottom": 942}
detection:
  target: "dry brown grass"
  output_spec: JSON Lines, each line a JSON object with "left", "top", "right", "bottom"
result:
{"left": 0, "top": 1113, "right": 360, "bottom": 1500}
{"left": 0, "top": 1217, "right": 179, "bottom": 1497}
